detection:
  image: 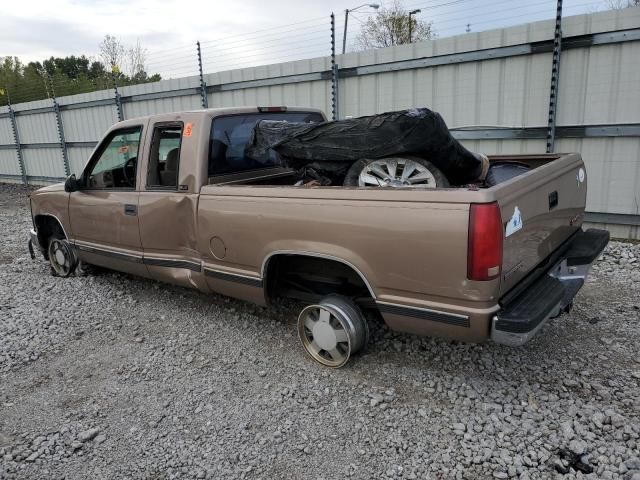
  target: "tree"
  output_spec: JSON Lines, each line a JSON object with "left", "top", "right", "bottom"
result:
{"left": 354, "top": 0, "right": 433, "bottom": 50}
{"left": 127, "top": 39, "right": 148, "bottom": 81}
{"left": 606, "top": 0, "right": 640, "bottom": 7}
{"left": 1, "top": 36, "right": 161, "bottom": 106}
{"left": 99, "top": 34, "right": 125, "bottom": 73}
{"left": 100, "top": 35, "right": 160, "bottom": 84}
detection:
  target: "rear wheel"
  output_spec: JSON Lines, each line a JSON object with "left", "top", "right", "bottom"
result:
{"left": 343, "top": 156, "right": 450, "bottom": 188}
{"left": 297, "top": 296, "right": 368, "bottom": 368}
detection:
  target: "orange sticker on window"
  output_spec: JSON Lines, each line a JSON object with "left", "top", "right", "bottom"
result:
{"left": 183, "top": 123, "right": 193, "bottom": 137}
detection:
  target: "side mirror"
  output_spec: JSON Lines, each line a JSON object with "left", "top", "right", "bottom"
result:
{"left": 64, "top": 174, "right": 79, "bottom": 192}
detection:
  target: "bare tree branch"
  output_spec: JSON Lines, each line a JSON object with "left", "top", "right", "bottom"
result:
{"left": 99, "top": 35, "right": 125, "bottom": 73}
{"left": 606, "top": 0, "right": 640, "bottom": 8}
{"left": 127, "top": 39, "right": 148, "bottom": 80}
{"left": 354, "top": 0, "right": 433, "bottom": 51}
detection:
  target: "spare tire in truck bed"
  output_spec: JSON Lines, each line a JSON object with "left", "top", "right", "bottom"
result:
{"left": 343, "top": 156, "right": 450, "bottom": 188}
{"left": 245, "top": 107, "right": 487, "bottom": 185}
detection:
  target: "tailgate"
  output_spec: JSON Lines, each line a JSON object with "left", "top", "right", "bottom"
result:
{"left": 497, "top": 154, "right": 587, "bottom": 296}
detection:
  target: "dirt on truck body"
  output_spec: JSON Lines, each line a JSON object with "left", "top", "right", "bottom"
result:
{"left": 27, "top": 106, "right": 609, "bottom": 367}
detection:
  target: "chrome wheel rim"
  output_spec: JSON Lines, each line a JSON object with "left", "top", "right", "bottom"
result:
{"left": 48, "top": 239, "right": 74, "bottom": 277}
{"left": 298, "top": 304, "right": 352, "bottom": 368}
{"left": 358, "top": 157, "right": 437, "bottom": 188}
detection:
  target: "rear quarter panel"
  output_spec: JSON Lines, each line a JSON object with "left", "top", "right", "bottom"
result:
{"left": 197, "top": 186, "right": 501, "bottom": 314}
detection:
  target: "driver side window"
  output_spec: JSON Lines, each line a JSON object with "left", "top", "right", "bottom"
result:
{"left": 86, "top": 127, "right": 142, "bottom": 189}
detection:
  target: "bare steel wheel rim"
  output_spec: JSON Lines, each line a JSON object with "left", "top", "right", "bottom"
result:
{"left": 298, "top": 304, "right": 353, "bottom": 368}
{"left": 48, "top": 239, "right": 75, "bottom": 277}
{"left": 358, "top": 157, "right": 437, "bottom": 188}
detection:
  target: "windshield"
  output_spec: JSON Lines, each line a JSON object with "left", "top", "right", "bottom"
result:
{"left": 209, "top": 111, "right": 324, "bottom": 176}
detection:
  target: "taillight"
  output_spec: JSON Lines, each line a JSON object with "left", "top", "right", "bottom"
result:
{"left": 467, "top": 202, "right": 503, "bottom": 281}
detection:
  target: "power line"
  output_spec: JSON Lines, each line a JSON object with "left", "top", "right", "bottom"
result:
{"left": 203, "top": 36, "right": 330, "bottom": 61}
{"left": 434, "top": 0, "right": 604, "bottom": 34}
{"left": 429, "top": 0, "right": 556, "bottom": 28}
{"left": 199, "top": 16, "right": 328, "bottom": 46}
{"left": 203, "top": 31, "right": 330, "bottom": 56}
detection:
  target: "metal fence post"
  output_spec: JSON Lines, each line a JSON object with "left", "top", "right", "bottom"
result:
{"left": 112, "top": 74, "right": 124, "bottom": 122}
{"left": 48, "top": 75, "right": 71, "bottom": 177}
{"left": 546, "top": 0, "right": 563, "bottom": 153}
{"left": 197, "top": 41, "right": 209, "bottom": 109}
{"left": 330, "top": 13, "right": 339, "bottom": 121}
{"left": 6, "top": 92, "right": 26, "bottom": 184}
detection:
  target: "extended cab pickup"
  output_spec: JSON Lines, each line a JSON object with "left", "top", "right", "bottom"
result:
{"left": 28, "top": 106, "right": 609, "bottom": 367}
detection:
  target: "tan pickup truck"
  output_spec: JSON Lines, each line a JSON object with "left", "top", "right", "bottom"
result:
{"left": 27, "top": 106, "right": 609, "bottom": 367}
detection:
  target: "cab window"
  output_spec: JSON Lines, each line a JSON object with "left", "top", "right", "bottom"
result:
{"left": 209, "top": 112, "right": 323, "bottom": 176}
{"left": 85, "top": 127, "right": 142, "bottom": 189}
{"left": 147, "top": 123, "right": 183, "bottom": 188}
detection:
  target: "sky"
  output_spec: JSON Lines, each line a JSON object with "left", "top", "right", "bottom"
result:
{"left": 1, "top": 0, "right": 611, "bottom": 77}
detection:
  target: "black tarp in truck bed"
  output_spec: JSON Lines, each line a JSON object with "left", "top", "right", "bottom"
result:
{"left": 245, "top": 107, "right": 485, "bottom": 185}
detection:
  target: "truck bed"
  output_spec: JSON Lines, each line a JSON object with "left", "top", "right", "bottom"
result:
{"left": 197, "top": 153, "right": 587, "bottom": 342}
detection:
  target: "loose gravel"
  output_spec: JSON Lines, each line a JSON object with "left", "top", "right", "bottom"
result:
{"left": 1, "top": 182, "right": 639, "bottom": 480}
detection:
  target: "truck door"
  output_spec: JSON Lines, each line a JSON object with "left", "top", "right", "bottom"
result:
{"left": 69, "top": 124, "right": 150, "bottom": 278}
{"left": 137, "top": 121, "right": 206, "bottom": 291}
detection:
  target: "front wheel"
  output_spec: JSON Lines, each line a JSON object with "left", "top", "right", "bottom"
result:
{"left": 297, "top": 296, "right": 368, "bottom": 368}
{"left": 343, "top": 156, "right": 450, "bottom": 188}
{"left": 48, "top": 237, "right": 78, "bottom": 277}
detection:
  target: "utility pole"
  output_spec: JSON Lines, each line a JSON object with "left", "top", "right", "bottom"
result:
{"left": 342, "top": 9, "right": 350, "bottom": 55}
{"left": 409, "top": 9, "right": 421, "bottom": 43}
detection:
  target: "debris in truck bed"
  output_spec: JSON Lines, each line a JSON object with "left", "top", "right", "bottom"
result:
{"left": 245, "top": 107, "right": 489, "bottom": 185}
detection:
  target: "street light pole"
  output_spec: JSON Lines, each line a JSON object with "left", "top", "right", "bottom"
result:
{"left": 408, "top": 9, "right": 421, "bottom": 43}
{"left": 342, "top": 3, "right": 380, "bottom": 54}
{"left": 342, "top": 9, "right": 350, "bottom": 55}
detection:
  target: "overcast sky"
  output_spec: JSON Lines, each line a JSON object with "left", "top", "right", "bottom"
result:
{"left": 1, "top": 0, "right": 610, "bottom": 76}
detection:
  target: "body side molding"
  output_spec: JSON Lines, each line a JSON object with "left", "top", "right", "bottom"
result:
{"left": 203, "top": 268, "right": 263, "bottom": 288}
{"left": 376, "top": 301, "right": 471, "bottom": 328}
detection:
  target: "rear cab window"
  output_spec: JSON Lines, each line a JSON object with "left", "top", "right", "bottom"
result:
{"left": 208, "top": 111, "right": 324, "bottom": 176}
{"left": 147, "top": 123, "right": 183, "bottom": 189}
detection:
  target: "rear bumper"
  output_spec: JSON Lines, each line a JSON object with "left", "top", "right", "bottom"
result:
{"left": 491, "top": 228, "right": 610, "bottom": 346}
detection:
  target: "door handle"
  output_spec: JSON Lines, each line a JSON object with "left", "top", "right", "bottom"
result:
{"left": 124, "top": 204, "right": 137, "bottom": 216}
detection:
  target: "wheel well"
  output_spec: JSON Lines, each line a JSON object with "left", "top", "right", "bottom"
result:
{"left": 264, "top": 254, "right": 374, "bottom": 305}
{"left": 35, "top": 215, "right": 66, "bottom": 255}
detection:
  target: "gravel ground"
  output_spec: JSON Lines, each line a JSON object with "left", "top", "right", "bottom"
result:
{"left": 1, "top": 182, "right": 639, "bottom": 480}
